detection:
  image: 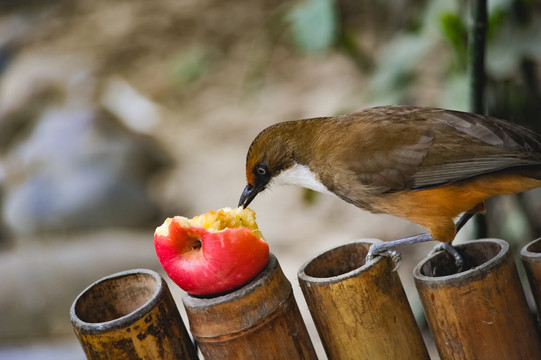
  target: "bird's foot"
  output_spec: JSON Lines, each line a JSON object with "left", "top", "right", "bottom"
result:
{"left": 365, "top": 233, "right": 434, "bottom": 271}
{"left": 428, "top": 242, "right": 464, "bottom": 272}
{"left": 366, "top": 244, "right": 402, "bottom": 271}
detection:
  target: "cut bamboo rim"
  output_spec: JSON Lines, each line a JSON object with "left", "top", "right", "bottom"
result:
{"left": 298, "top": 239, "right": 429, "bottom": 360}
{"left": 521, "top": 237, "right": 541, "bottom": 327}
{"left": 182, "top": 253, "right": 317, "bottom": 360}
{"left": 414, "top": 239, "right": 541, "bottom": 359}
{"left": 70, "top": 268, "right": 197, "bottom": 360}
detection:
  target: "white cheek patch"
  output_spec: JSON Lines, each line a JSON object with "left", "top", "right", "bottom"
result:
{"left": 271, "top": 163, "right": 334, "bottom": 196}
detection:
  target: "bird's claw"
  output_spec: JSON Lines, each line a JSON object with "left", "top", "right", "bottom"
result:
{"left": 366, "top": 245, "right": 402, "bottom": 271}
{"left": 428, "top": 242, "right": 464, "bottom": 272}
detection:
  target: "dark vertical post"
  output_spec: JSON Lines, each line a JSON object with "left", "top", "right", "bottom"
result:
{"left": 468, "top": 0, "right": 488, "bottom": 238}
{"left": 468, "top": 0, "right": 487, "bottom": 114}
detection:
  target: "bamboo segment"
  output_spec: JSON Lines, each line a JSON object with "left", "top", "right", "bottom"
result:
{"left": 70, "top": 269, "right": 197, "bottom": 360}
{"left": 414, "top": 239, "right": 541, "bottom": 360}
{"left": 182, "top": 253, "right": 317, "bottom": 360}
{"left": 521, "top": 237, "right": 541, "bottom": 326}
{"left": 297, "top": 239, "right": 429, "bottom": 360}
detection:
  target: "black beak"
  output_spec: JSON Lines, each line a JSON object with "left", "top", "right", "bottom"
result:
{"left": 238, "top": 183, "right": 264, "bottom": 208}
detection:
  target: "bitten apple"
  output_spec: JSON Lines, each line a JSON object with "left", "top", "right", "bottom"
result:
{"left": 154, "top": 207, "right": 269, "bottom": 296}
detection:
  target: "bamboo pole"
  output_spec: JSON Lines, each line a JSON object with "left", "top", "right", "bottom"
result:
{"left": 414, "top": 239, "right": 541, "bottom": 359}
{"left": 520, "top": 237, "right": 541, "bottom": 327}
{"left": 70, "top": 268, "right": 197, "bottom": 360}
{"left": 182, "top": 253, "right": 317, "bottom": 360}
{"left": 297, "top": 239, "right": 429, "bottom": 360}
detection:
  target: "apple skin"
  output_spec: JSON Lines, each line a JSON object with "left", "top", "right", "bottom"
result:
{"left": 154, "top": 217, "right": 270, "bottom": 296}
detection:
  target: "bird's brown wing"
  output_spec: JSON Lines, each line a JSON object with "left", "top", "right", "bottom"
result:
{"left": 332, "top": 114, "right": 435, "bottom": 193}
{"left": 352, "top": 128, "right": 434, "bottom": 191}
{"left": 339, "top": 107, "right": 541, "bottom": 194}
{"left": 411, "top": 109, "right": 541, "bottom": 190}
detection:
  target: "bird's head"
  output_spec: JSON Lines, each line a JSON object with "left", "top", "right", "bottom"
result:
{"left": 238, "top": 122, "right": 297, "bottom": 208}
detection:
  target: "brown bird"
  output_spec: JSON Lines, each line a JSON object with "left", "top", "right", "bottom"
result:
{"left": 238, "top": 105, "right": 541, "bottom": 268}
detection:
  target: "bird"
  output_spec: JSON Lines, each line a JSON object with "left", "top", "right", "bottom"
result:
{"left": 238, "top": 105, "right": 541, "bottom": 270}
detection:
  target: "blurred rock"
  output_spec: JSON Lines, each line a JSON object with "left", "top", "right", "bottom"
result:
{"left": 101, "top": 77, "right": 162, "bottom": 135}
{"left": 1, "top": 105, "right": 170, "bottom": 236}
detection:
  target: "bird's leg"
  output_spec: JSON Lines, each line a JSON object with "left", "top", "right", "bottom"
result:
{"left": 454, "top": 212, "right": 474, "bottom": 234}
{"left": 456, "top": 202, "right": 485, "bottom": 233}
{"left": 428, "top": 204, "right": 485, "bottom": 272}
{"left": 366, "top": 233, "right": 433, "bottom": 270}
{"left": 366, "top": 206, "right": 484, "bottom": 271}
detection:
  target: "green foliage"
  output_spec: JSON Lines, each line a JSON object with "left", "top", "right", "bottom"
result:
{"left": 360, "top": 0, "right": 463, "bottom": 106}
{"left": 281, "top": 0, "right": 540, "bottom": 116}
{"left": 367, "top": 34, "right": 434, "bottom": 105}
{"left": 440, "top": 13, "right": 467, "bottom": 70}
{"left": 486, "top": 8, "right": 506, "bottom": 41}
{"left": 339, "top": 28, "right": 373, "bottom": 72}
{"left": 440, "top": 73, "right": 469, "bottom": 110}
{"left": 286, "top": 0, "right": 338, "bottom": 54}
{"left": 171, "top": 47, "right": 215, "bottom": 87}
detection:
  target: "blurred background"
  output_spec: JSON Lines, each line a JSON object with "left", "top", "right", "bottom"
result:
{"left": 0, "top": 0, "right": 540, "bottom": 358}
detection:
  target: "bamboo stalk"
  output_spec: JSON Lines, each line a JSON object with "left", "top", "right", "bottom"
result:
{"left": 414, "top": 239, "right": 541, "bottom": 359}
{"left": 298, "top": 239, "right": 429, "bottom": 360}
{"left": 70, "top": 269, "right": 197, "bottom": 360}
{"left": 520, "top": 237, "right": 541, "bottom": 328}
{"left": 182, "top": 253, "right": 317, "bottom": 360}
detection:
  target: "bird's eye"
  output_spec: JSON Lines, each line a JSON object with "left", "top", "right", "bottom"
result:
{"left": 256, "top": 164, "right": 268, "bottom": 177}
{"left": 257, "top": 166, "right": 266, "bottom": 175}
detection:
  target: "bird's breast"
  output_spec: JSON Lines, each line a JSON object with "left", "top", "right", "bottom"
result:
{"left": 271, "top": 162, "right": 335, "bottom": 196}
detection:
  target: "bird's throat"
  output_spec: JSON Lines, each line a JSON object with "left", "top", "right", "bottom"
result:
{"left": 271, "top": 162, "right": 334, "bottom": 196}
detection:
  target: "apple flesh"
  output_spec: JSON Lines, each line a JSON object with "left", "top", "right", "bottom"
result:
{"left": 154, "top": 207, "right": 269, "bottom": 296}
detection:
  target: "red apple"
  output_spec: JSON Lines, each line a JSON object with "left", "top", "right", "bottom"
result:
{"left": 154, "top": 207, "right": 269, "bottom": 296}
